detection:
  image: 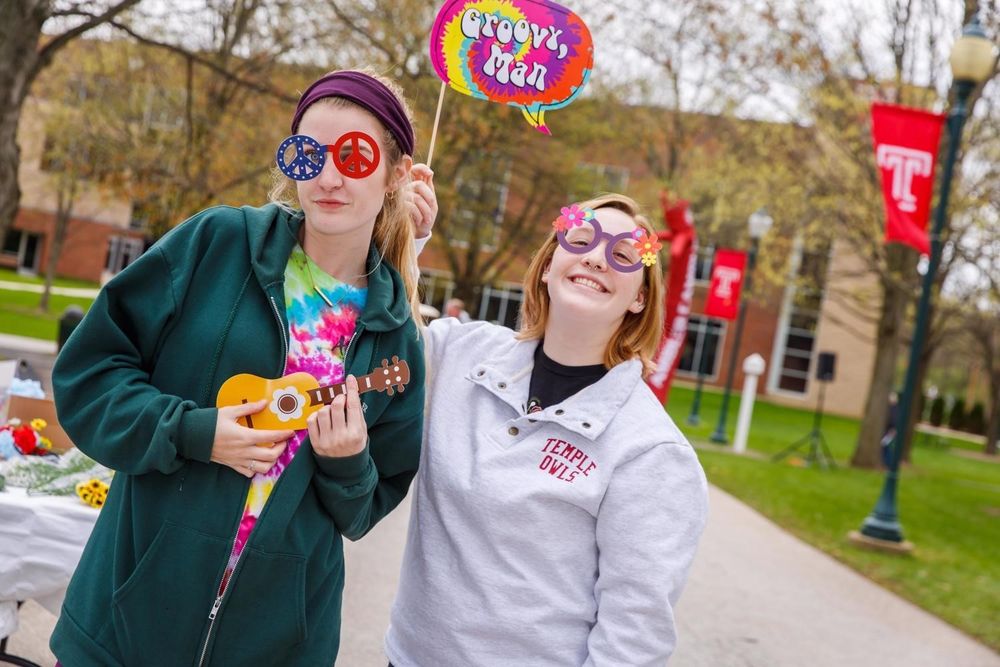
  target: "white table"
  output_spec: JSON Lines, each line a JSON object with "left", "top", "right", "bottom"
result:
{"left": 0, "top": 487, "right": 98, "bottom": 646}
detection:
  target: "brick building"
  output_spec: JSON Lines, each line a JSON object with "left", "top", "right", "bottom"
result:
{"left": 3, "top": 97, "right": 147, "bottom": 283}
{"left": 5, "top": 91, "right": 878, "bottom": 418}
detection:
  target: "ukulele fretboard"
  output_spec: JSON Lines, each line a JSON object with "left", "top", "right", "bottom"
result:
{"left": 305, "top": 363, "right": 409, "bottom": 405}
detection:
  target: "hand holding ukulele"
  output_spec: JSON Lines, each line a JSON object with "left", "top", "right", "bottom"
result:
{"left": 212, "top": 399, "right": 293, "bottom": 478}
{"left": 307, "top": 375, "right": 368, "bottom": 458}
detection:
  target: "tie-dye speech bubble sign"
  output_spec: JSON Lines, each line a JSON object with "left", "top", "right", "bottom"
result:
{"left": 430, "top": 0, "right": 594, "bottom": 135}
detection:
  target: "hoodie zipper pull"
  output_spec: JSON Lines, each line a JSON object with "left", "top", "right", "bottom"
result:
{"left": 208, "top": 595, "right": 223, "bottom": 621}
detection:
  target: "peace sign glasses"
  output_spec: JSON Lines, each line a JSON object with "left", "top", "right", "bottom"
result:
{"left": 553, "top": 205, "right": 661, "bottom": 273}
{"left": 275, "top": 132, "right": 381, "bottom": 181}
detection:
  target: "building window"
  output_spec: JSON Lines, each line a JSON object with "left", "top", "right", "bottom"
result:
{"left": 2, "top": 229, "right": 41, "bottom": 273}
{"left": 694, "top": 244, "right": 715, "bottom": 283}
{"left": 450, "top": 154, "right": 511, "bottom": 249}
{"left": 2, "top": 230, "right": 22, "bottom": 256}
{"left": 570, "top": 163, "right": 630, "bottom": 202}
{"left": 676, "top": 315, "right": 726, "bottom": 380}
{"left": 776, "top": 307, "right": 819, "bottom": 394}
{"left": 770, "top": 245, "right": 829, "bottom": 395}
{"left": 105, "top": 236, "right": 145, "bottom": 275}
{"left": 477, "top": 284, "right": 523, "bottom": 329}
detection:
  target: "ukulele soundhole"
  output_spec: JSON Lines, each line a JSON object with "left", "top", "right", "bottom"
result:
{"left": 269, "top": 386, "right": 306, "bottom": 422}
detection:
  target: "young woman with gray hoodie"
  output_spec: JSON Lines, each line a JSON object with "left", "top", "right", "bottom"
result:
{"left": 387, "top": 192, "right": 709, "bottom": 666}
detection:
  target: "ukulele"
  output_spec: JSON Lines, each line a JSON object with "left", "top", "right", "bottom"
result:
{"left": 216, "top": 356, "right": 410, "bottom": 431}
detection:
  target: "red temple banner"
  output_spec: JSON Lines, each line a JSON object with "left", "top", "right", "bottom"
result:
{"left": 704, "top": 249, "right": 746, "bottom": 321}
{"left": 870, "top": 102, "right": 946, "bottom": 255}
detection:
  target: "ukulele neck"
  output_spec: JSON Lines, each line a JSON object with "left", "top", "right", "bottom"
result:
{"left": 307, "top": 373, "right": 378, "bottom": 406}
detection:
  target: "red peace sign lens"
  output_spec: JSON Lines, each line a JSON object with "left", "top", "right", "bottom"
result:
{"left": 333, "top": 131, "right": 381, "bottom": 179}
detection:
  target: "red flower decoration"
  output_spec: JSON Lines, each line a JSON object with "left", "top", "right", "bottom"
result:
{"left": 13, "top": 425, "right": 38, "bottom": 455}
{"left": 633, "top": 231, "right": 663, "bottom": 255}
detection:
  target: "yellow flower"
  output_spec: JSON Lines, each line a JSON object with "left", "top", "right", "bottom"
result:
{"left": 641, "top": 252, "right": 658, "bottom": 267}
{"left": 31, "top": 418, "right": 47, "bottom": 431}
{"left": 76, "top": 478, "right": 110, "bottom": 509}
{"left": 39, "top": 437, "right": 52, "bottom": 450}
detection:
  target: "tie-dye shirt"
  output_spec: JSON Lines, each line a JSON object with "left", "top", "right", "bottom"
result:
{"left": 225, "top": 245, "right": 367, "bottom": 575}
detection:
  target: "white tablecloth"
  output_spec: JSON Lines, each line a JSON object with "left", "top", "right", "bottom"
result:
{"left": 0, "top": 487, "right": 99, "bottom": 637}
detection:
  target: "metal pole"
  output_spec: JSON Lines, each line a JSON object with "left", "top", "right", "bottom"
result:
{"left": 686, "top": 344, "right": 708, "bottom": 425}
{"left": 858, "top": 81, "right": 972, "bottom": 543}
{"left": 710, "top": 237, "right": 760, "bottom": 444}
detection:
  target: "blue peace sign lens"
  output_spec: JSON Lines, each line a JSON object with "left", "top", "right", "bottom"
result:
{"left": 276, "top": 134, "right": 326, "bottom": 181}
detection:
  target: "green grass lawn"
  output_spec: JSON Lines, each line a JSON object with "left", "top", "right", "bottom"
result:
{"left": 0, "top": 285, "right": 96, "bottom": 340}
{"left": 666, "top": 384, "right": 1000, "bottom": 651}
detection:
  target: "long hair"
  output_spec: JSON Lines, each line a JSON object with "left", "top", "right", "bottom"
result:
{"left": 268, "top": 73, "right": 422, "bottom": 326}
{"left": 517, "top": 193, "right": 665, "bottom": 376}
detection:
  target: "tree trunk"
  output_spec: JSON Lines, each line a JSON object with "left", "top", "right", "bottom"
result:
{"left": 0, "top": 1, "right": 48, "bottom": 240}
{"left": 985, "top": 377, "right": 1000, "bottom": 457}
{"left": 450, "top": 281, "right": 480, "bottom": 317}
{"left": 851, "top": 263, "right": 909, "bottom": 468}
{"left": 39, "top": 183, "right": 74, "bottom": 312}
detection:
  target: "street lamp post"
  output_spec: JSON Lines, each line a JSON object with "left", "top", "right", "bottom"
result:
{"left": 710, "top": 208, "right": 773, "bottom": 444}
{"left": 685, "top": 352, "right": 709, "bottom": 426}
{"left": 854, "top": 15, "right": 996, "bottom": 548}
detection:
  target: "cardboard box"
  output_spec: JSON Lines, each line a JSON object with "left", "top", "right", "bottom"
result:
{"left": 6, "top": 395, "right": 75, "bottom": 453}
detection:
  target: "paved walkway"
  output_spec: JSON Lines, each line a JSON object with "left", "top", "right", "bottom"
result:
{"left": 0, "top": 280, "right": 98, "bottom": 298}
{"left": 5, "top": 485, "right": 998, "bottom": 666}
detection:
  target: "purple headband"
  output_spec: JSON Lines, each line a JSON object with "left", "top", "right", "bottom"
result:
{"left": 290, "top": 71, "right": 414, "bottom": 157}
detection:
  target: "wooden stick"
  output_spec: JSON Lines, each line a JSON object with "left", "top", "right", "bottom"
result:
{"left": 427, "top": 81, "right": 446, "bottom": 168}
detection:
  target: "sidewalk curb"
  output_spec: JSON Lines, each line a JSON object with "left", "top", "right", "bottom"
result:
{"left": 0, "top": 334, "right": 57, "bottom": 356}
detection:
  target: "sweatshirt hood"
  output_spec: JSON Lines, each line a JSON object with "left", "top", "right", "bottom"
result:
{"left": 243, "top": 203, "right": 411, "bottom": 332}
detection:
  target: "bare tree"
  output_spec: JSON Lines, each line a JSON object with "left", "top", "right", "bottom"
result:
{"left": 0, "top": 0, "right": 142, "bottom": 242}
{"left": 762, "top": 0, "right": 1000, "bottom": 467}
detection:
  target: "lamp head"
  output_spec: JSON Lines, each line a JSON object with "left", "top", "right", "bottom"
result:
{"left": 950, "top": 15, "right": 997, "bottom": 85}
{"left": 748, "top": 207, "right": 774, "bottom": 240}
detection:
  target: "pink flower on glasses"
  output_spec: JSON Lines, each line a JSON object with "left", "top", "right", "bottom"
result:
{"left": 633, "top": 231, "right": 662, "bottom": 255}
{"left": 556, "top": 204, "right": 591, "bottom": 230}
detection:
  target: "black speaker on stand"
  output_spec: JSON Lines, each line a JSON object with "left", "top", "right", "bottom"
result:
{"left": 772, "top": 352, "right": 837, "bottom": 468}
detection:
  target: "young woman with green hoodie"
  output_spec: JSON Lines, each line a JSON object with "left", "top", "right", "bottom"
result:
{"left": 50, "top": 70, "right": 430, "bottom": 666}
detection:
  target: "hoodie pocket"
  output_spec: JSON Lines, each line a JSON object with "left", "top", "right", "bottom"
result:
{"left": 112, "top": 522, "right": 230, "bottom": 666}
{"left": 210, "top": 546, "right": 308, "bottom": 663}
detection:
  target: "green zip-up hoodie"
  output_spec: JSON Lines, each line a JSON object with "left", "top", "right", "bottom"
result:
{"left": 49, "top": 203, "right": 424, "bottom": 666}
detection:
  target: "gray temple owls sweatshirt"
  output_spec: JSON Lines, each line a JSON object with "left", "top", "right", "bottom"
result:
{"left": 386, "top": 318, "right": 708, "bottom": 666}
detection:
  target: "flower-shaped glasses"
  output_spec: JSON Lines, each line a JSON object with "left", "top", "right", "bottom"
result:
{"left": 553, "top": 205, "right": 660, "bottom": 272}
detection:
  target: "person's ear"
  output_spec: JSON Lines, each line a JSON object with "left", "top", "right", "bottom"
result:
{"left": 387, "top": 155, "right": 414, "bottom": 193}
{"left": 628, "top": 288, "right": 646, "bottom": 314}
{"left": 541, "top": 261, "right": 551, "bottom": 283}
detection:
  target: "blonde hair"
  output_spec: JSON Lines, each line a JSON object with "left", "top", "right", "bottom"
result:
{"left": 268, "top": 72, "right": 423, "bottom": 326}
{"left": 517, "top": 193, "right": 666, "bottom": 376}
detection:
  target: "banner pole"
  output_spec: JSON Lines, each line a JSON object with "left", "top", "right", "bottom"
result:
{"left": 427, "top": 81, "right": 447, "bottom": 169}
